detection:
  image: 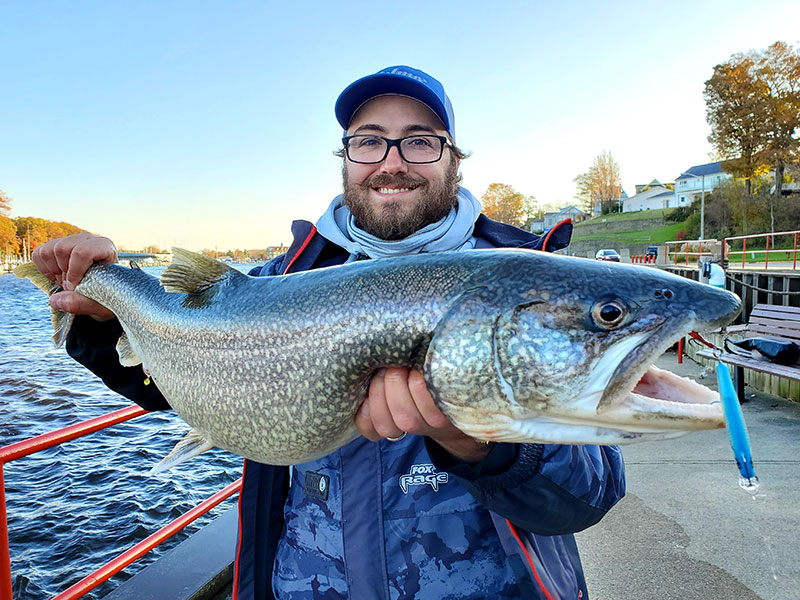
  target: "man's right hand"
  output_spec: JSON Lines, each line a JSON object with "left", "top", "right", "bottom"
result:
{"left": 32, "top": 233, "right": 118, "bottom": 322}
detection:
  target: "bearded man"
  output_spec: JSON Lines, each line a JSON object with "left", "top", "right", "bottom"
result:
{"left": 33, "top": 65, "right": 625, "bottom": 599}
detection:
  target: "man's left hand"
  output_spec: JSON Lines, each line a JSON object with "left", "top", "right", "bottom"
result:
{"left": 355, "top": 367, "right": 491, "bottom": 463}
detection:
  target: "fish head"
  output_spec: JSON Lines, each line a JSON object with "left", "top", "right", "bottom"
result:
{"left": 425, "top": 252, "right": 742, "bottom": 445}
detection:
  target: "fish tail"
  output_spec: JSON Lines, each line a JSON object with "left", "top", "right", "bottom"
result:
{"left": 14, "top": 261, "right": 75, "bottom": 347}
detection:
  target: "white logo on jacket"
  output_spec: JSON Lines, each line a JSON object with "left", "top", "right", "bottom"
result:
{"left": 399, "top": 463, "right": 449, "bottom": 494}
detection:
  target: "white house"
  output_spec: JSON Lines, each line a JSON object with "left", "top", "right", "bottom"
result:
{"left": 591, "top": 189, "right": 627, "bottom": 217}
{"left": 543, "top": 205, "right": 588, "bottom": 230}
{"left": 621, "top": 179, "right": 674, "bottom": 212}
{"left": 674, "top": 162, "right": 730, "bottom": 206}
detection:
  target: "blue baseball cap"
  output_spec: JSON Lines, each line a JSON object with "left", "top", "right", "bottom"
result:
{"left": 335, "top": 65, "right": 456, "bottom": 142}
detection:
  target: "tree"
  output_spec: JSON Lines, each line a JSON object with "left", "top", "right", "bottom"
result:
{"left": 756, "top": 42, "right": 800, "bottom": 203}
{"left": 573, "top": 151, "right": 622, "bottom": 215}
{"left": 704, "top": 41, "right": 800, "bottom": 233}
{"left": 0, "top": 215, "right": 18, "bottom": 258}
{"left": 0, "top": 189, "right": 11, "bottom": 217}
{"left": 481, "top": 183, "right": 528, "bottom": 228}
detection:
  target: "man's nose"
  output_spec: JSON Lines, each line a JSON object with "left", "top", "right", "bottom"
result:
{"left": 379, "top": 145, "right": 408, "bottom": 174}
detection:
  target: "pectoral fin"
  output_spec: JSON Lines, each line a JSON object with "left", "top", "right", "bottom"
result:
{"left": 150, "top": 429, "right": 216, "bottom": 474}
{"left": 116, "top": 332, "right": 142, "bottom": 367}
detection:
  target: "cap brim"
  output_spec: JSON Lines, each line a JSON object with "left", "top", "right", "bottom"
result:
{"left": 335, "top": 73, "right": 451, "bottom": 136}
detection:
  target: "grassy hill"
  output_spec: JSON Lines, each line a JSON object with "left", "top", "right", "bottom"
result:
{"left": 572, "top": 208, "right": 686, "bottom": 245}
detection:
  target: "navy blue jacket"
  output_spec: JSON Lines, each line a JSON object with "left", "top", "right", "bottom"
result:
{"left": 66, "top": 215, "right": 625, "bottom": 599}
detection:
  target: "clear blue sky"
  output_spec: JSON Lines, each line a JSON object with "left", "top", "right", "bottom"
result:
{"left": 2, "top": 1, "right": 798, "bottom": 251}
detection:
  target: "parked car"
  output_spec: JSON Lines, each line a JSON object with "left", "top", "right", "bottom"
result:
{"left": 595, "top": 249, "right": 621, "bottom": 262}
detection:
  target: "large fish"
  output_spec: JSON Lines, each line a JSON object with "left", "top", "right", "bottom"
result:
{"left": 16, "top": 248, "right": 740, "bottom": 466}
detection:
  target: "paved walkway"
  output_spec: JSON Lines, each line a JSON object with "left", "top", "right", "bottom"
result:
{"left": 577, "top": 351, "right": 800, "bottom": 600}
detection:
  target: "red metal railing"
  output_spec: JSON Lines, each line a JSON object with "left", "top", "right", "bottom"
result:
{"left": 1, "top": 406, "right": 242, "bottom": 600}
{"left": 723, "top": 229, "right": 799, "bottom": 270}
{"left": 663, "top": 238, "right": 720, "bottom": 266}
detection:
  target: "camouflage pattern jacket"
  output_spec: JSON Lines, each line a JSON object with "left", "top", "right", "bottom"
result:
{"left": 67, "top": 215, "right": 626, "bottom": 600}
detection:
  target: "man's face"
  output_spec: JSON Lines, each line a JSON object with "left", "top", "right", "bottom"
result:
{"left": 342, "top": 95, "right": 459, "bottom": 240}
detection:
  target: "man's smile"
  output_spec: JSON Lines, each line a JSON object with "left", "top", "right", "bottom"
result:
{"left": 374, "top": 186, "right": 417, "bottom": 195}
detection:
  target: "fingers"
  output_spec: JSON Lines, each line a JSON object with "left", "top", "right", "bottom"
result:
{"left": 355, "top": 368, "right": 407, "bottom": 442}
{"left": 31, "top": 233, "right": 118, "bottom": 321}
{"left": 354, "top": 396, "right": 381, "bottom": 442}
{"left": 32, "top": 242, "right": 62, "bottom": 285}
{"left": 32, "top": 233, "right": 117, "bottom": 290}
{"left": 354, "top": 367, "right": 451, "bottom": 443}
{"left": 62, "top": 235, "right": 117, "bottom": 291}
{"left": 50, "top": 291, "right": 116, "bottom": 321}
{"left": 405, "top": 370, "right": 450, "bottom": 429}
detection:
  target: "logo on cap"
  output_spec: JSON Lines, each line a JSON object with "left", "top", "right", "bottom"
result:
{"left": 384, "top": 67, "right": 427, "bottom": 84}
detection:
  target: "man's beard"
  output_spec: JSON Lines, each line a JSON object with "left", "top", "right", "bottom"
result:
{"left": 342, "top": 157, "right": 461, "bottom": 241}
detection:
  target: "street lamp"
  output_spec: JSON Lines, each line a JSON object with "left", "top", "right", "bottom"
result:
{"left": 680, "top": 170, "right": 705, "bottom": 240}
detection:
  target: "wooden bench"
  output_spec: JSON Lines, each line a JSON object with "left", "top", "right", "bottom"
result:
{"left": 697, "top": 303, "right": 800, "bottom": 402}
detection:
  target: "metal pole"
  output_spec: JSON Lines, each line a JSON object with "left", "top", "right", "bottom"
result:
{"left": 1, "top": 465, "right": 12, "bottom": 600}
{"left": 700, "top": 174, "right": 705, "bottom": 241}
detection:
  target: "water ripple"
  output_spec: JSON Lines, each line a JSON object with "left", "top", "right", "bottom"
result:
{"left": 1, "top": 269, "right": 242, "bottom": 600}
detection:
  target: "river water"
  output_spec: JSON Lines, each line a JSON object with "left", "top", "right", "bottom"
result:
{"left": 1, "top": 265, "right": 249, "bottom": 599}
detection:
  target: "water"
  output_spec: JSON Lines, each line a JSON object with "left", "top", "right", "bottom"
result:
{"left": 1, "top": 265, "right": 253, "bottom": 599}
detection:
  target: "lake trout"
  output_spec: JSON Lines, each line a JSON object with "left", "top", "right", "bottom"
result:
{"left": 16, "top": 248, "right": 741, "bottom": 466}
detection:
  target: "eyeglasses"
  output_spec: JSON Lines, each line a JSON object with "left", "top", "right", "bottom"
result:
{"left": 342, "top": 134, "right": 451, "bottom": 164}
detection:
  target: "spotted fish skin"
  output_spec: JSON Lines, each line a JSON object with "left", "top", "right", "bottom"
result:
{"left": 17, "top": 248, "right": 741, "bottom": 465}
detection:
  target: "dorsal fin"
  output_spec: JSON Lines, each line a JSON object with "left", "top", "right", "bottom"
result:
{"left": 160, "top": 248, "right": 245, "bottom": 308}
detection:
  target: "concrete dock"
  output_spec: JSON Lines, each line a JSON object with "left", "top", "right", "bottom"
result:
{"left": 577, "top": 351, "right": 800, "bottom": 600}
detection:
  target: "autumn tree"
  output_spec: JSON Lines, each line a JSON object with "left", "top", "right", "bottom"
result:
{"left": 756, "top": 42, "right": 800, "bottom": 200}
{"left": 704, "top": 41, "right": 800, "bottom": 233}
{"left": 481, "top": 183, "right": 529, "bottom": 228}
{"left": 573, "top": 151, "right": 622, "bottom": 215}
{"left": 0, "top": 216, "right": 18, "bottom": 257}
{"left": 0, "top": 189, "right": 11, "bottom": 217}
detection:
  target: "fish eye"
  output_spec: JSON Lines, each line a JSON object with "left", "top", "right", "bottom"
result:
{"left": 591, "top": 300, "right": 627, "bottom": 329}
{"left": 662, "top": 289, "right": 674, "bottom": 300}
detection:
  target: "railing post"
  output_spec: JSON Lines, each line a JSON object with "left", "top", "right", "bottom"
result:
{"left": 742, "top": 238, "right": 747, "bottom": 269}
{"left": 722, "top": 237, "right": 727, "bottom": 266}
{"left": 1, "top": 465, "right": 12, "bottom": 600}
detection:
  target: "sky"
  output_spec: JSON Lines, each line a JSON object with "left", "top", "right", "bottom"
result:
{"left": 2, "top": 1, "right": 799, "bottom": 252}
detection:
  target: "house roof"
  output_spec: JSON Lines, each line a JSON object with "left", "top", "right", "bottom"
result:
{"left": 676, "top": 161, "right": 724, "bottom": 180}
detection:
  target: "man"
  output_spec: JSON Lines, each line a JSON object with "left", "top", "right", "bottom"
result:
{"left": 34, "top": 66, "right": 625, "bottom": 599}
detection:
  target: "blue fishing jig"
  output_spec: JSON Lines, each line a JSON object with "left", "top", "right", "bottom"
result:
{"left": 716, "top": 361, "right": 759, "bottom": 496}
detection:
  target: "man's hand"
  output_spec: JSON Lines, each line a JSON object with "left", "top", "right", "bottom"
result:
{"left": 355, "top": 367, "right": 491, "bottom": 463}
{"left": 32, "top": 233, "right": 118, "bottom": 321}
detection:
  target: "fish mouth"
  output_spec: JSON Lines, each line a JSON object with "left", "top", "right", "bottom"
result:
{"left": 600, "top": 364, "right": 723, "bottom": 431}
{"left": 592, "top": 322, "right": 724, "bottom": 433}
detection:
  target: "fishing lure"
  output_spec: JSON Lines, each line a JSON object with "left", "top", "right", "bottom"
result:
{"left": 716, "top": 360, "right": 760, "bottom": 496}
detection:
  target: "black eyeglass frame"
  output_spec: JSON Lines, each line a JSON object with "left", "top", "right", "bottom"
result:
{"left": 341, "top": 134, "right": 452, "bottom": 164}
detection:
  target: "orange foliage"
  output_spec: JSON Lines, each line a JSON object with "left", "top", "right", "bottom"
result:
{"left": 481, "top": 183, "right": 527, "bottom": 228}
